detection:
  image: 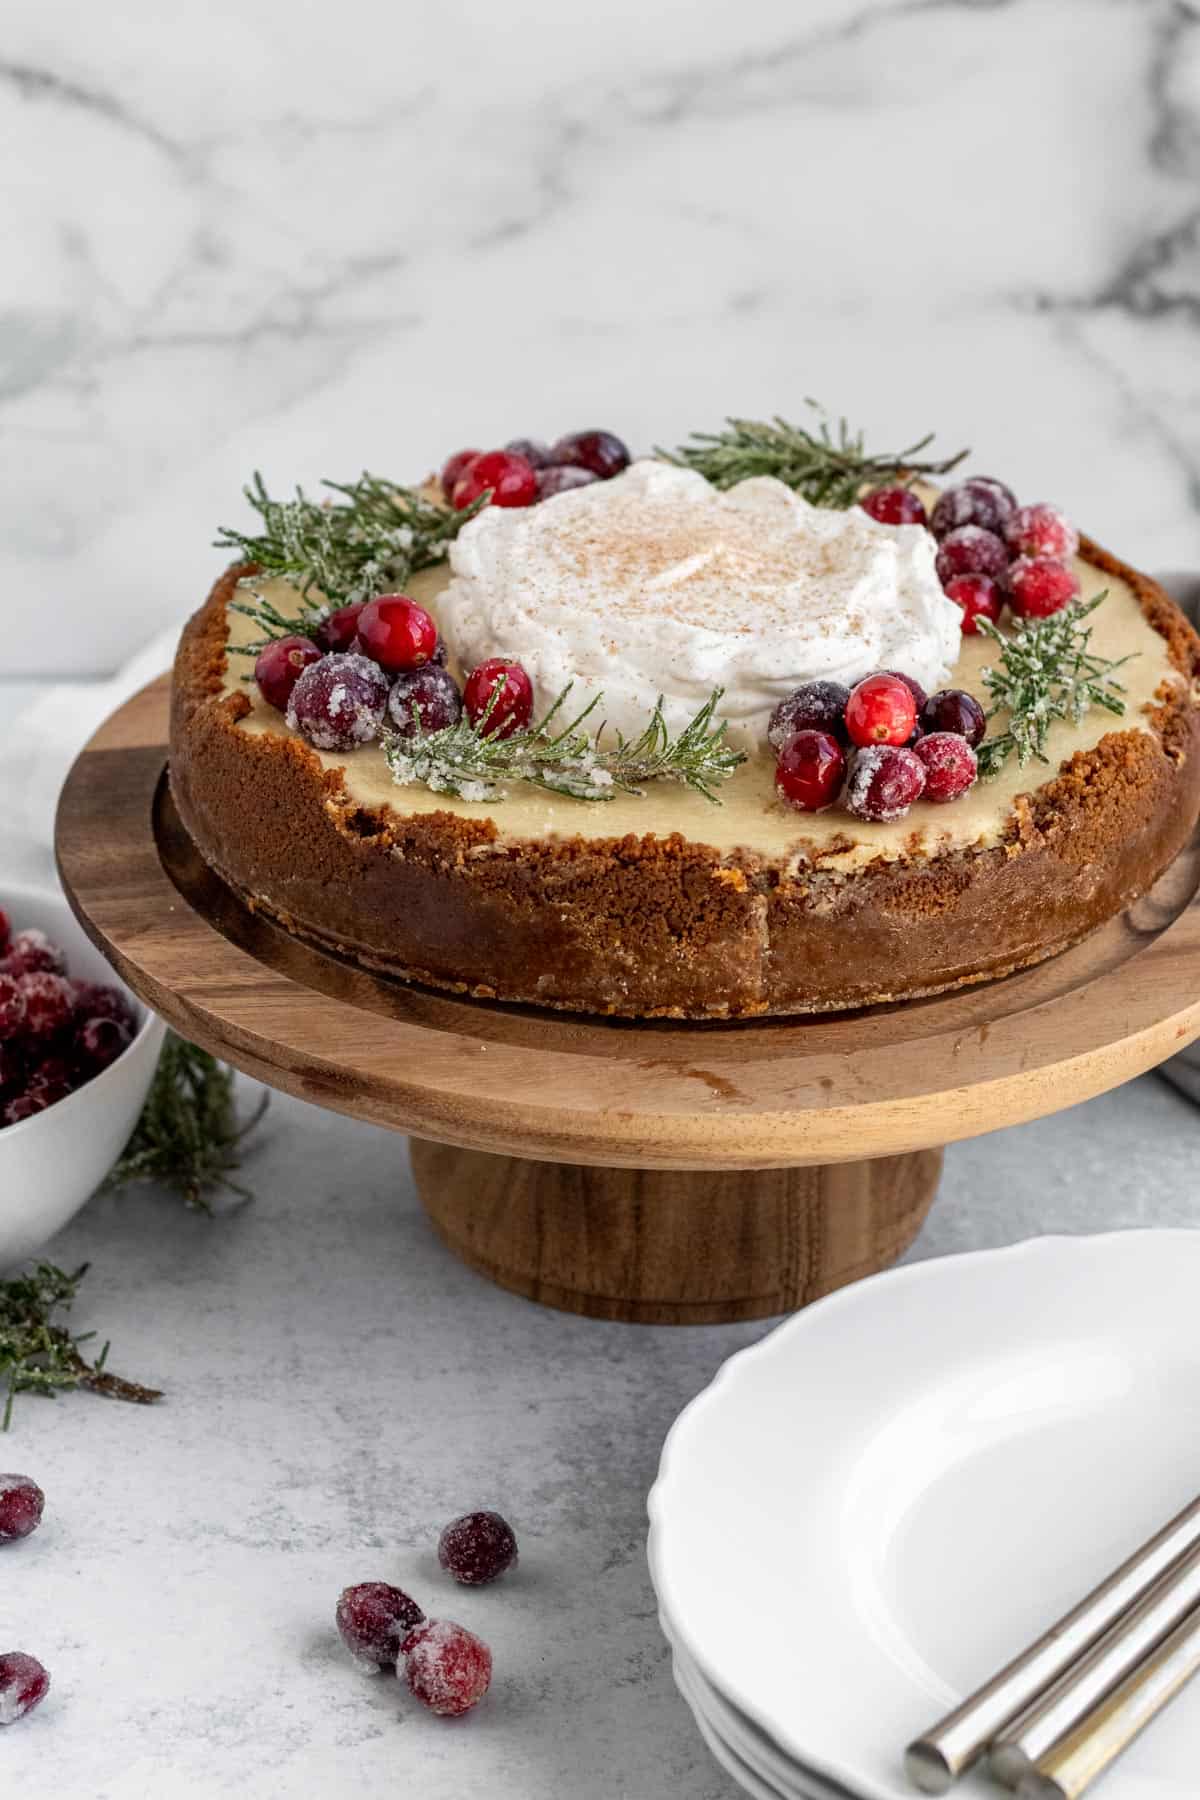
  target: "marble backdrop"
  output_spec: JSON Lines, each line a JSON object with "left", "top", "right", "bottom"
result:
{"left": 3, "top": 0, "right": 1199, "bottom": 674}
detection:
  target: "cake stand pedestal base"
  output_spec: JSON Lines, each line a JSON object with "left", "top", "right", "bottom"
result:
{"left": 409, "top": 1140, "right": 943, "bottom": 1324}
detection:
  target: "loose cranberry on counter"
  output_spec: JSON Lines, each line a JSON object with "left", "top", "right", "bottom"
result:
{"left": 1007, "top": 556, "right": 1080, "bottom": 620}
{"left": 387, "top": 667, "right": 464, "bottom": 739}
{"left": 2, "top": 930, "right": 65, "bottom": 979}
{"left": 767, "top": 681, "right": 851, "bottom": 752}
{"left": 336, "top": 1582, "right": 425, "bottom": 1667}
{"left": 844, "top": 745, "right": 926, "bottom": 823}
{"left": 315, "top": 602, "right": 368, "bottom": 655}
{"left": 452, "top": 451, "right": 538, "bottom": 511}
{"left": 254, "top": 636, "right": 324, "bottom": 714}
{"left": 0, "top": 975, "right": 26, "bottom": 1043}
{"left": 401, "top": 1620, "right": 492, "bottom": 1717}
{"left": 18, "top": 974, "right": 74, "bottom": 1042}
{"left": 1006, "top": 502, "right": 1078, "bottom": 562}
{"left": 437, "top": 1510, "right": 519, "bottom": 1586}
{"left": 919, "top": 689, "right": 987, "bottom": 747}
{"left": 944, "top": 572, "right": 1003, "bottom": 636}
{"left": 914, "top": 732, "right": 978, "bottom": 803}
{"left": 0, "top": 1476, "right": 44, "bottom": 1543}
{"left": 535, "top": 466, "right": 599, "bottom": 501}
{"left": 934, "top": 525, "right": 1009, "bottom": 588}
{"left": 357, "top": 596, "right": 439, "bottom": 675}
{"left": 548, "top": 430, "right": 631, "bottom": 481}
{"left": 504, "top": 437, "right": 552, "bottom": 469}
{"left": 0, "top": 1652, "right": 49, "bottom": 1726}
{"left": 463, "top": 661, "right": 534, "bottom": 740}
{"left": 440, "top": 448, "right": 482, "bottom": 499}
{"left": 844, "top": 674, "right": 918, "bottom": 749}
{"left": 930, "top": 478, "right": 1016, "bottom": 540}
{"left": 774, "top": 730, "right": 846, "bottom": 813}
{"left": 286, "top": 653, "right": 391, "bottom": 753}
{"left": 859, "top": 486, "right": 928, "bottom": 528}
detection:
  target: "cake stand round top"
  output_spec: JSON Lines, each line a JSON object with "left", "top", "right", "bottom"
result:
{"left": 55, "top": 675, "right": 1200, "bottom": 1173}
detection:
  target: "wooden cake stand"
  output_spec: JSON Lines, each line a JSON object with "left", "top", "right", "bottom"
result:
{"left": 55, "top": 676, "right": 1200, "bottom": 1325}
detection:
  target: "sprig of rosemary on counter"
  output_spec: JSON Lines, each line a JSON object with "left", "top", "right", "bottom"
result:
{"left": 383, "top": 683, "right": 745, "bottom": 804}
{"left": 975, "top": 594, "right": 1134, "bottom": 778}
{"left": 0, "top": 1263, "right": 161, "bottom": 1430}
{"left": 218, "top": 472, "right": 486, "bottom": 655}
{"left": 103, "top": 1033, "right": 268, "bottom": 1213}
{"left": 659, "top": 403, "right": 967, "bottom": 505}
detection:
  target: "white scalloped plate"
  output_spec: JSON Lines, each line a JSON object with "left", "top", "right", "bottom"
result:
{"left": 649, "top": 1232, "right": 1200, "bottom": 1800}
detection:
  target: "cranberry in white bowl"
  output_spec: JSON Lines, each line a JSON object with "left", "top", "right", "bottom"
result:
{"left": 0, "top": 882, "right": 166, "bottom": 1270}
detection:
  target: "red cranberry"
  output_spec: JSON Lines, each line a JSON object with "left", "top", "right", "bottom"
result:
{"left": 774, "top": 730, "right": 846, "bottom": 813}
{"left": 1006, "top": 502, "right": 1078, "bottom": 562}
{"left": 452, "top": 450, "right": 538, "bottom": 511}
{"left": 315, "top": 602, "right": 368, "bottom": 655}
{"left": 536, "top": 466, "right": 599, "bottom": 501}
{"left": 254, "top": 635, "right": 324, "bottom": 714}
{"left": 920, "top": 689, "right": 986, "bottom": 747}
{"left": 944, "top": 572, "right": 1003, "bottom": 636}
{"left": 1007, "top": 556, "right": 1080, "bottom": 619}
{"left": 29, "top": 1055, "right": 73, "bottom": 1092}
{"left": 357, "top": 595, "right": 439, "bottom": 674}
{"left": 463, "top": 661, "right": 534, "bottom": 739}
{"left": 440, "top": 448, "right": 482, "bottom": 498}
{"left": 0, "top": 1043, "right": 25, "bottom": 1093}
{"left": 0, "top": 910, "right": 9, "bottom": 955}
{"left": 914, "top": 732, "right": 978, "bottom": 802}
{"left": 935, "top": 526, "right": 1009, "bottom": 587}
{"left": 387, "top": 667, "right": 463, "bottom": 739}
{"left": 3, "top": 1092, "right": 57, "bottom": 1126}
{"left": 336, "top": 1582, "right": 425, "bottom": 1667}
{"left": 767, "top": 681, "right": 851, "bottom": 751}
{"left": 844, "top": 745, "right": 926, "bottom": 823}
{"left": 548, "top": 430, "right": 631, "bottom": 481}
{"left": 863, "top": 669, "right": 928, "bottom": 712}
{"left": 0, "top": 975, "right": 26, "bottom": 1043}
{"left": 3, "top": 930, "right": 65, "bottom": 978}
{"left": 845, "top": 674, "right": 918, "bottom": 749}
{"left": 19, "top": 974, "right": 74, "bottom": 1041}
{"left": 974, "top": 475, "right": 1017, "bottom": 510}
{"left": 76, "top": 1016, "right": 132, "bottom": 1073}
{"left": 402, "top": 1620, "right": 492, "bottom": 1717}
{"left": 504, "top": 437, "right": 552, "bottom": 469}
{"left": 930, "top": 479, "right": 1016, "bottom": 540}
{"left": 0, "top": 1476, "right": 44, "bottom": 1543}
{"left": 0, "top": 1652, "right": 49, "bottom": 1726}
{"left": 71, "top": 981, "right": 135, "bottom": 1029}
{"left": 859, "top": 486, "right": 928, "bottom": 528}
{"left": 437, "top": 1510, "right": 519, "bottom": 1586}
{"left": 286, "top": 653, "right": 391, "bottom": 752}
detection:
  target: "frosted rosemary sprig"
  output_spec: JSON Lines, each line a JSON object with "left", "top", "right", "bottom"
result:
{"left": 383, "top": 683, "right": 745, "bottom": 805}
{"left": 975, "top": 593, "right": 1134, "bottom": 779}
{"left": 218, "top": 471, "right": 487, "bottom": 656}
{"left": 659, "top": 403, "right": 967, "bottom": 506}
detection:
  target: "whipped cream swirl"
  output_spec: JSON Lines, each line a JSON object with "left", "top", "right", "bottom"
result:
{"left": 441, "top": 461, "right": 961, "bottom": 750}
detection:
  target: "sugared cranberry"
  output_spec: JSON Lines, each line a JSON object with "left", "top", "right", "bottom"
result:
{"left": 315, "top": 602, "right": 368, "bottom": 655}
{"left": 535, "top": 466, "right": 599, "bottom": 501}
{"left": 935, "top": 526, "right": 1009, "bottom": 587}
{"left": 0, "top": 1044, "right": 24, "bottom": 1093}
{"left": 944, "top": 572, "right": 1003, "bottom": 636}
{"left": 254, "top": 635, "right": 324, "bottom": 714}
{"left": 3, "top": 930, "right": 65, "bottom": 978}
{"left": 768, "top": 681, "right": 851, "bottom": 751}
{"left": 0, "top": 1653, "right": 49, "bottom": 1726}
{"left": 914, "top": 732, "right": 978, "bottom": 803}
{"left": 3, "top": 1092, "right": 58, "bottom": 1126}
{"left": 1006, "top": 502, "right": 1078, "bottom": 563}
{"left": 71, "top": 982, "right": 135, "bottom": 1030}
{"left": 859, "top": 486, "right": 928, "bottom": 528}
{"left": 0, "top": 976, "right": 26, "bottom": 1043}
{"left": 920, "top": 689, "right": 987, "bottom": 747}
{"left": 440, "top": 448, "right": 482, "bottom": 498}
{"left": 463, "top": 661, "right": 534, "bottom": 739}
{"left": 505, "top": 437, "right": 552, "bottom": 469}
{"left": 548, "top": 430, "right": 631, "bottom": 481}
{"left": 387, "top": 667, "right": 463, "bottom": 739}
{"left": 1007, "top": 556, "right": 1080, "bottom": 620}
{"left": 286, "top": 653, "right": 391, "bottom": 753}
{"left": 845, "top": 674, "right": 918, "bottom": 749}
{"left": 357, "top": 595, "right": 439, "bottom": 675}
{"left": 0, "top": 1476, "right": 44, "bottom": 1543}
{"left": 774, "top": 730, "right": 846, "bottom": 814}
{"left": 452, "top": 451, "right": 538, "bottom": 511}
{"left": 930, "top": 479, "right": 1016, "bottom": 540}
{"left": 0, "top": 910, "right": 9, "bottom": 955}
{"left": 844, "top": 745, "right": 926, "bottom": 823}
{"left": 29, "top": 1055, "right": 73, "bottom": 1093}
{"left": 19, "top": 974, "right": 74, "bottom": 1041}
{"left": 438, "top": 1511, "right": 519, "bottom": 1586}
{"left": 336, "top": 1582, "right": 425, "bottom": 1667}
{"left": 402, "top": 1620, "right": 492, "bottom": 1717}
{"left": 76, "top": 1016, "right": 132, "bottom": 1073}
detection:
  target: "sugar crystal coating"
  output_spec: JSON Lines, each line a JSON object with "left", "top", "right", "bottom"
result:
{"left": 402, "top": 1620, "right": 492, "bottom": 1716}
{"left": 437, "top": 1510, "right": 518, "bottom": 1585}
{"left": 286, "top": 653, "right": 391, "bottom": 753}
{"left": 0, "top": 1653, "right": 49, "bottom": 1725}
{"left": 0, "top": 1476, "right": 44, "bottom": 1542}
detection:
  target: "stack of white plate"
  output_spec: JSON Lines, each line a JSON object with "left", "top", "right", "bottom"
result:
{"left": 648, "top": 1232, "right": 1200, "bottom": 1800}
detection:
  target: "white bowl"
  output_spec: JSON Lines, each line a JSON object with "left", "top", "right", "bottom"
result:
{"left": 0, "top": 880, "right": 166, "bottom": 1269}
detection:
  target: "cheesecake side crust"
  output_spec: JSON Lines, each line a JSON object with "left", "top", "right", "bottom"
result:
{"left": 169, "top": 545, "right": 1200, "bottom": 1018}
